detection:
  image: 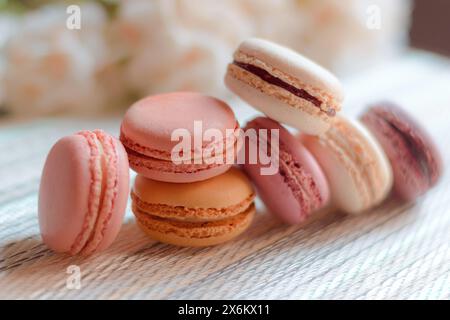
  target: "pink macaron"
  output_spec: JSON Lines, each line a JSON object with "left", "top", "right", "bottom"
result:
{"left": 360, "top": 102, "right": 443, "bottom": 201}
{"left": 120, "top": 92, "right": 241, "bottom": 183}
{"left": 38, "top": 130, "right": 129, "bottom": 256}
{"left": 242, "top": 117, "right": 330, "bottom": 224}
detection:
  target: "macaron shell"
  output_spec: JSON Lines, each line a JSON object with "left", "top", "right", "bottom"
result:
{"left": 226, "top": 62, "right": 336, "bottom": 119}
{"left": 38, "top": 135, "right": 95, "bottom": 253}
{"left": 132, "top": 167, "right": 254, "bottom": 219}
{"left": 127, "top": 150, "right": 233, "bottom": 183}
{"left": 302, "top": 135, "right": 365, "bottom": 213}
{"left": 236, "top": 38, "right": 344, "bottom": 100}
{"left": 347, "top": 119, "right": 393, "bottom": 207}
{"left": 132, "top": 192, "right": 254, "bottom": 223}
{"left": 120, "top": 92, "right": 238, "bottom": 155}
{"left": 91, "top": 135, "right": 129, "bottom": 253}
{"left": 131, "top": 167, "right": 256, "bottom": 246}
{"left": 225, "top": 73, "right": 331, "bottom": 135}
{"left": 243, "top": 160, "right": 302, "bottom": 224}
{"left": 134, "top": 204, "right": 255, "bottom": 247}
{"left": 69, "top": 131, "right": 106, "bottom": 255}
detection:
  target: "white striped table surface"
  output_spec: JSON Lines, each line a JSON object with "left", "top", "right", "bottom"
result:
{"left": 0, "top": 51, "right": 449, "bottom": 299}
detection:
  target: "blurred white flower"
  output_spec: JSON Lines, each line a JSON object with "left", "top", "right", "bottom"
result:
{"left": 3, "top": 2, "right": 126, "bottom": 116}
{"left": 234, "top": 0, "right": 411, "bottom": 74}
{"left": 123, "top": 26, "right": 234, "bottom": 96}
{"left": 114, "top": 0, "right": 252, "bottom": 98}
{"left": 289, "top": 0, "right": 412, "bottom": 74}
{"left": 0, "top": 14, "right": 18, "bottom": 111}
{"left": 115, "top": 0, "right": 411, "bottom": 99}
{"left": 236, "top": 0, "right": 308, "bottom": 43}
{"left": 0, "top": 0, "right": 412, "bottom": 116}
{"left": 0, "top": 14, "right": 17, "bottom": 52}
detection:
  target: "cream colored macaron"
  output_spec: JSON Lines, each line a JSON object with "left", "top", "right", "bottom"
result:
{"left": 301, "top": 116, "right": 393, "bottom": 214}
{"left": 225, "top": 38, "right": 344, "bottom": 135}
{"left": 131, "top": 167, "right": 255, "bottom": 247}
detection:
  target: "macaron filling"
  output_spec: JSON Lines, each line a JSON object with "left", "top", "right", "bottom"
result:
{"left": 134, "top": 204, "right": 255, "bottom": 234}
{"left": 261, "top": 135, "right": 324, "bottom": 220}
{"left": 244, "top": 117, "right": 328, "bottom": 222}
{"left": 131, "top": 167, "right": 255, "bottom": 245}
{"left": 362, "top": 107, "right": 440, "bottom": 188}
{"left": 120, "top": 124, "right": 240, "bottom": 162}
{"left": 132, "top": 201, "right": 255, "bottom": 239}
{"left": 232, "top": 60, "right": 335, "bottom": 117}
{"left": 70, "top": 130, "right": 119, "bottom": 255}
{"left": 131, "top": 191, "right": 255, "bottom": 222}
{"left": 319, "top": 126, "right": 373, "bottom": 208}
{"left": 385, "top": 119, "right": 432, "bottom": 183}
{"left": 278, "top": 147, "right": 324, "bottom": 216}
{"left": 124, "top": 146, "right": 227, "bottom": 174}
{"left": 120, "top": 123, "right": 241, "bottom": 176}
{"left": 233, "top": 61, "right": 322, "bottom": 107}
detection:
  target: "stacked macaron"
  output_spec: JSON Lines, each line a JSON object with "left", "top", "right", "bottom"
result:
{"left": 120, "top": 92, "right": 256, "bottom": 247}
{"left": 38, "top": 93, "right": 256, "bottom": 255}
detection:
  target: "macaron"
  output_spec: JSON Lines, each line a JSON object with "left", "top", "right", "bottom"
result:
{"left": 242, "top": 117, "right": 330, "bottom": 224}
{"left": 131, "top": 167, "right": 255, "bottom": 247}
{"left": 120, "top": 92, "right": 240, "bottom": 183}
{"left": 360, "top": 103, "right": 443, "bottom": 201}
{"left": 225, "top": 38, "right": 344, "bottom": 135}
{"left": 38, "top": 130, "right": 129, "bottom": 255}
{"left": 301, "top": 116, "right": 393, "bottom": 214}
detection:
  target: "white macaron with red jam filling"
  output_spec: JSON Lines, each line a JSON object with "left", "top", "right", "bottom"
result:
{"left": 225, "top": 38, "right": 344, "bottom": 135}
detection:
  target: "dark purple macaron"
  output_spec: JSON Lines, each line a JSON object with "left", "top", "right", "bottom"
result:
{"left": 360, "top": 102, "right": 443, "bottom": 201}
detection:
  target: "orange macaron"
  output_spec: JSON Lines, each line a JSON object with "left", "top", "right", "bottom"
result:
{"left": 131, "top": 167, "right": 255, "bottom": 247}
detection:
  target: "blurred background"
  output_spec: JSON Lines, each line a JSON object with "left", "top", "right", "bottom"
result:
{"left": 0, "top": 0, "right": 447, "bottom": 119}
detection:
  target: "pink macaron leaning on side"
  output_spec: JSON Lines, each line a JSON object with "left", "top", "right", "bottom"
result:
{"left": 38, "top": 130, "right": 130, "bottom": 256}
{"left": 120, "top": 92, "right": 241, "bottom": 183}
{"left": 360, "top": 102, "right": 443, "bottom": 201}
{"left": 242, "top": 117, "right": 330, "bottom": 224}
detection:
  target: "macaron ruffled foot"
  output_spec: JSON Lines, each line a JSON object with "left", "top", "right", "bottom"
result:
{"left": 131, "top": 167, "right": 255, "bottom": 247}
{"left": 120, "top": 92, "right": 241, "bottom": 183}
